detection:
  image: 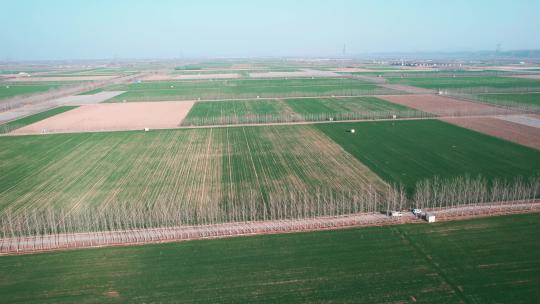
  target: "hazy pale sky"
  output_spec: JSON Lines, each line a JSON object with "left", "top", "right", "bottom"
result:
{"left": 2, "top": 0, "right": 539, "bottom": 60}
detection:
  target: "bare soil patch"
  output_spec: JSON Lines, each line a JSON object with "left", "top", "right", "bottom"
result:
{"left": 441, "top": 117, "right": 540, "bottom": 150}
{"left": 380, "top": 84, "right": 436, "bottom": 94}
{"left": 12, "top": 101, "right": 194, "bottom": 134}
{"left": 141, "top": 73, "right": 175, "bottom": 81}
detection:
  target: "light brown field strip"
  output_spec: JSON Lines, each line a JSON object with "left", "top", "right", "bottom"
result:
{"left": 380, "top": 94, "right": 506, "bottom": 114}
{"left": 379, "top": 84, "right": 436, "bottom": 94}
{"left": 12, "top": 101, "right": 194, "bottom": 134}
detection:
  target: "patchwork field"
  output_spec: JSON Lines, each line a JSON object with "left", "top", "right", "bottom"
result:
{"left": 441, "top": 116, "right": 540, "bottom": 150}
{"left": 1, "top": 213, "right": 539, "bottom": 303}
{"left": 379, "top": 94, "right": 540, "bottom": 149}
{"left": 316, "top": 120, "right": 540, "bottom": 192}
{"left": 182, "top": 96, "right": 412, "bottom": 126}
{"left": 0, "top": 126, "right": 386, "bottom": 222}
{"left": 105, "top": 78, "right": 395, "bottom": 102}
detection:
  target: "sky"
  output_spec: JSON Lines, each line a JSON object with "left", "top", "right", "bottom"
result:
{"left": 1, "top": 0, "right": 540, "bottom": 60}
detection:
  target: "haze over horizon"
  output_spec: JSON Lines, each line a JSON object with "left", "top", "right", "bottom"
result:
{"left": 2, "top": 0, "right": 540, "bottom": 61}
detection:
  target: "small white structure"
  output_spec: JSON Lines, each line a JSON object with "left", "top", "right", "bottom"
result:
{"left": 390, "top": 211, "right": 403, "bottom": 217}
{"left": 350, "top": 129, "right": 355, "bottom": 133}
{"left": 144, "top": 128, "right": 150, "bottom": 132}
{"left": 392, "top": 114, "right": 397, "bottom": 119}
{"left": 256, "top": 95, "right": 260, "bottom": 99}
{"left": 425, "top": 213, "right": 436, "bottom": 223}
{"left": 328, "top": 117, "right": 334, "bottom": 121}
{"left": 170, "top": 85, "right": 174, "bottom": 88}
{"left": 412, "top": 208, "right": 422, "bottom": 216}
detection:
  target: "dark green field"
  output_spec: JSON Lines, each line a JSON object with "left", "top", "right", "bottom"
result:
{"left": 317, "top": 120, "right": 540, "bottom": 192}
{"left": 106, "top": 78, "right": 391, "bottom": 101}
{"left": 386, "top": 76, "right": 540, "bottom": 90}
{"left": 0, "top": 106, "right": 77, "bottom": 133}
{"left": 1, "top": 213, "right": 539, "bottom": 303}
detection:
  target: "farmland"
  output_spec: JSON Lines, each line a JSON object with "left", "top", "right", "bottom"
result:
{"left": 316, "top": 120, "right": 540, "bottom": 192}
{"left": 182, "top": 99, "right": 293, "bottom": 125}
{"left": 0, "top": 125, "right": 386, "bottom": 223}
{"left": 3, "top": 1, "right": 540, "bottom": 302}
{"left": 0, "top": 106, "right": 77, "bottom": 133}
{"left": 105, "top": 78, "right": 395, "bottom": 101}
{"left": 1, "top": 212, "right": 539, "bottom": 303}
{"left": 182, "top": 96, "right": 413, "bottom": 126}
